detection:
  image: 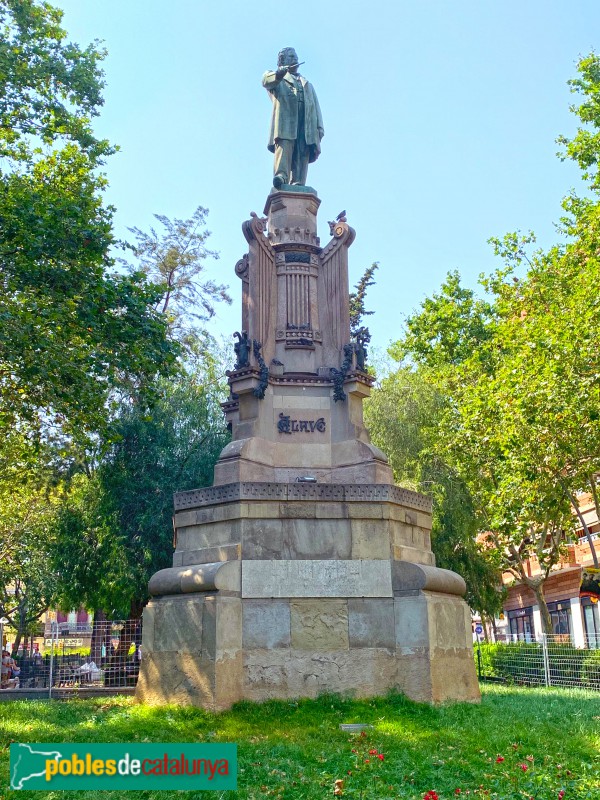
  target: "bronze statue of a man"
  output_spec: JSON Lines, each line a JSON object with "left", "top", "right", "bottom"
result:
{"left": 262, "top": 47, "right": 324, "bottom": 189}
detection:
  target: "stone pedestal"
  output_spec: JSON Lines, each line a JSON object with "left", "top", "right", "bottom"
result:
{"left": 136, "top": 189, "right": 480, "bottom": 709}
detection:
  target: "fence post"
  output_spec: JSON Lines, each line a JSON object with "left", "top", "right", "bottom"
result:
{"left": 48, "top": 621, "right": 57, "bottom": 699}
{"left": 542, "top": 634, "right": 551, "bottom": 687}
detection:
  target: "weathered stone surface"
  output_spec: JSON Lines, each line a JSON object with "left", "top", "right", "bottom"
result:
{"left": 214, "top": 651, "right": 244, "bottom": 710}
{"left": 181, "top": 544, "right": 240, "bottom": 566}
{"left": 217, "top": 597, "right": 242, "bottom": 659}
{"left": 141, "top": 602, "right": 155, "bottom": 652}
{"left": 430, "top": 650, "right": 480, "bottom": 703}
{"left": 177, "top": 519, "right": 242, "bottom": 551}
{"left": 290, "top": 599, "right": 349, "bottom": 650}
{"left": 272, "top": 395, "right": 330, "bottom": 410}
{"left": 243, "top": 600, "right": 291, "bottom": 648}
{"left": 241, "top": 559, "right": 392, "bottom": 598}
{"left": 282, "top": 518, "right": 352, "bottom": 559}
{"left": 136, "top": 649, "right": 242, "bottom": 712}
{"left": 241, "top": 518, "right": 284, "bottom": 559}
{"left": 315, "top": 502, "right": 347, "bottom": 519}
{"left": 394, "top": 595, "right": 430, "bottom": 650}
{"left": 245, "top": 501, "right": 281, "bottom": 519}
{"left": 189, "top": 595, "right": 242, "bottom": 662}
{"left": 393, "top": 544, "right": 435, "bottom": 566}
{"left": 242, "top": 648, "right": 398, "bottom": 701}
{"left": 392, "top": 562, "right": 466, "bottom": 597}
{"left": 151, "top": 596, "right": 204, "bottom": 652}
{"left": 394, "top": 650, "right": 433, "bottom": 703}
{"left": 393, "top": 593, "right": 480, "bottom": 703}
{"left": 280, "top": 502, "right": 317, "bottom": 519}
{"left": 348, "top": 598, "right": 395, "bottom": 649}
{"left": 136, "top": 650, "right": 214, "bottom": 707}
{"left": 428, "top": 593, "right": 470, "bottom": 649}
{"left": 136, "top": 594, "right": 244, "bottom": 711}
{"left": 350, "top": 519, "right": 390, "bottom": 559}
{"left": 148, "top": 561, "right": 241, "bottom": 597}
{"left": 347, "top": 502, "right": 384, "bottom": 520}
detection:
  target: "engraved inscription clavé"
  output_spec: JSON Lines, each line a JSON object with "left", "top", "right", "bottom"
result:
{"left": 278, "top": 413, "right": 326, "bottom": 434}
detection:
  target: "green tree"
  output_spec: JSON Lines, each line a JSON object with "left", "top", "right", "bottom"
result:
{"left": 128, "top": 207, "right": 230, "bottom": 320}
{"left": 396, "top": 268, "right": 574, "bottom": 634}
{"left": 349, "top": 262, "right": 378, "bottom": 344}
{"left": 51, "top": 361, "right": 230, "bottom": 622}
{"left": 366, "top": 366, "right": 503, "bottom": 620}
{"left": 0, "top": 428, "right": 60, "bottom": 654}
{"left": 0, "top": 0, "right": 178, "bottom": 435}
{"left": 391, "top": 54, "right": 600, "bottom": 632}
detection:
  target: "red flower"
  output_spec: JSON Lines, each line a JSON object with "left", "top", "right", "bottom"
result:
{"left": 455, "top": 790, "right": 462, "bottom": 795}
{"left": 558, "top": 792, "right": 565, "bottom": 799}
{"left": 423, "top": 792, "right": 439, "bottom": 800}
{"left": 496, "top": 756, "right": 505, "bottom": 763}
{"left": 518, "top": 763, "right": 528, "bottom": 772}
{"left": 369, "top": 749, "right": 378, "bottom": 755}
{"left": 377, "top": 754, "right": 385, "bottom": 761}
{"left": 364, "top": 759, "right": 370, "bottom": 764}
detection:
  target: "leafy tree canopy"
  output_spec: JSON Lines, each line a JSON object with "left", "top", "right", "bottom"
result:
{"left": 366, "top": 367, "right": 503, "bottom": 619}
{"left": 0, "top": 0, "right": 179, "bottom": 436}
{"left": 386, "top": 54, "right": 600, "bottom": 631}
{"left": 51, "top": 353, "right": 231, "bottom": 617}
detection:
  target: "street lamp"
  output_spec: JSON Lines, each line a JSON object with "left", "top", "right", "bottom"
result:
{"left": 0, "top": 618, "right": 8, "bottom": 652}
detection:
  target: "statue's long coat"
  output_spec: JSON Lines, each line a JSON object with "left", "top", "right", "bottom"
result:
{"left": 262, "top": 71, "right": 324, "bottom": 163}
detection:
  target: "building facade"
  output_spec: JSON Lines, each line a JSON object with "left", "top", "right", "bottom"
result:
{"left": 498, "top": 493, "right": 600, "bottom": 647}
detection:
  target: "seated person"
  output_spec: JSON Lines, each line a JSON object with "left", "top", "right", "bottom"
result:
{"left": 1, "top": 650, "right": 18, "bottom": 689}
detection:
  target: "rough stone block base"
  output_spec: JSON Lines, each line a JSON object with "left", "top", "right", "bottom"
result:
{"left": 135, "top": 595, "right": 242, "bottom": 712}
{"left": 136, "top": 587, "right": 480, "bottom": 709}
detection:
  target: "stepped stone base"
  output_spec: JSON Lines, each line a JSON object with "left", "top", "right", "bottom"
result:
{"left": 136, "top": 482, "right": 480, "bottom": 710}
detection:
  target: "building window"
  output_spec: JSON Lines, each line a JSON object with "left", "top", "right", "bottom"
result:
{"left": 508, "top": 607, "right": 535, "bottom": 641}
{"left": 546, "top": 600, "right": 572, "bottom": 638}
{"left": 581, "top": 596, "right": 600, "bottom": 648}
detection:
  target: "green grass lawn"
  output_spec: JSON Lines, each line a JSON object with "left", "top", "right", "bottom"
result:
{"left": 0, "top": 685, "right": 598, "bottom": 799}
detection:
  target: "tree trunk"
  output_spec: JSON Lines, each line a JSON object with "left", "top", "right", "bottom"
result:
{"left": 480, "top": 613, "right": 489, "bottom": 641}
{"left": 491, "top": 616, "right": 499, "bottom": 642}
{"left": 531, "top": 582, "right": 553, "bottom": 636}
{"left": 11, "top": 631, "right": 22, "bottom": 658}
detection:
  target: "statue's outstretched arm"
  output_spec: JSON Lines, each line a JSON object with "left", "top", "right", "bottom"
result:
{"left": 262, "top": 70, "right": 282, "bottom": 91}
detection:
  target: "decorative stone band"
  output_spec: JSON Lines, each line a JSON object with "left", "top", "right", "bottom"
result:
{"left": 242, "top": 559, "right": 393, "bottom": 598}
{"left": 174, "top": 482, "right": 432, "bottom": 513}
{"left": 391, "top": 561, "right": 466, "bottom": 597}
{"left": 148, "top": 561, "right": 241, "bottom": 596}
{"left": 147, "top": 559, "right": 465, "bottom": 599}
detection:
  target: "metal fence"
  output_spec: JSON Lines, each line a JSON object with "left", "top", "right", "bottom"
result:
{"left": 475, "top": 634, "right": 600, "bottom": 690}
{"left": 1, "top": 620, "right": 141, "bottom": 696}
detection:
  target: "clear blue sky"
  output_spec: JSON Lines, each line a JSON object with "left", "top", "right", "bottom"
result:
{"left": 56, "top": 0, "right": 598, "bottom": 351}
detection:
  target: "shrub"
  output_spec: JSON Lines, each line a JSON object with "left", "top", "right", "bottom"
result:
{"left": 581, "top": 649, "right": 600, "bottom": 689}
{"left": 475, "top": 641, "right": 596, "bottom": 687}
